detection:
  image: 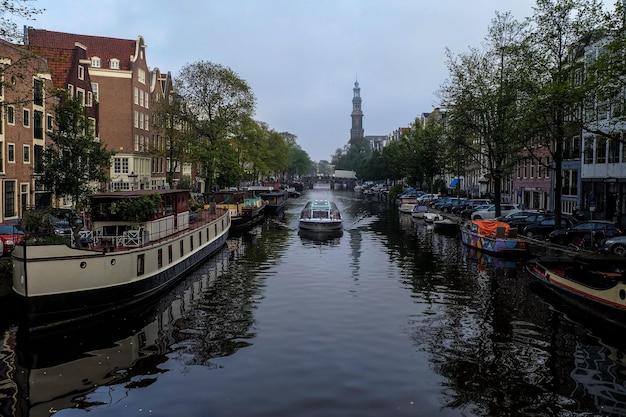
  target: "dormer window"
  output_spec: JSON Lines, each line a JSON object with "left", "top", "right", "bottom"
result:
{"left": 109, "top": 59, "right": 120, "bottom": 70}
{"left": 91, "top": 57, "right": 101, "bottom": 68}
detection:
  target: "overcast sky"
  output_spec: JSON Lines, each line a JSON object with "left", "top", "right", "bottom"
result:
{"left": 18, "top": 0, "right": 539, "bottom": 162}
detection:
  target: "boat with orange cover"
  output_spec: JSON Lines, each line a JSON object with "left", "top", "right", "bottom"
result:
{"left": 460, "top": 219, "right": 527, "bottom": 256}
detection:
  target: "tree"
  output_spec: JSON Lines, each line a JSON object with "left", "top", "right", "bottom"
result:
{"left": 150, "top": 92, "right": 197, "bottom": 188}
{"left": 520, "top": 0, "right": 604, "bottom": 227}
{"left": 1, "top": 0, "right": 42, "bottom": 42}
{"left": 40, "top": 90, "right": 114, "bottom": 208}
{"left": 440, "top": 11, "right": 527, "bottom": 216}
{"left": 176, "top": 61, "right": 256, "bottom": 191}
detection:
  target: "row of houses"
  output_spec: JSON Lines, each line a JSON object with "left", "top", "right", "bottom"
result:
{"left": 0, "top": 27, "right": 194, "bottom": 222}
{"left": 378, "top": 88, "right": 626, "bottom": 225}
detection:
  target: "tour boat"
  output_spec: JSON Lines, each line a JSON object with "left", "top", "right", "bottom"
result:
{"left": 298, "top": 200, "right": 343, "bottom": 232}
{"left": 460, "top": 219, "right": 526, "bottom": 256}
{"left": 12, "top": 189, "right": 231, "bottom": 330}
{"left": 204, "top": 189, "right": 266, "bottom": 232}
{"left": 526, "top": 253, "right": 626, "bottom": 317}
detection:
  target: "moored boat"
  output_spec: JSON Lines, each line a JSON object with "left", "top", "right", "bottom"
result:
{"left": 410, "top": 203, "right": 429, "bottom": 219}
{"left": 204, "top": 189, "right": 266, "bottom": 231}
{"left": 12, "top": 189, "right": 231, "bottom": 330}
{"left": 399, "top": 202, "right": 417, "bottom": 213}
{"left": 460, "top": 219, "right": 526, "bottom": 256}
{"left": 424, "top": 212, "right": 443, "bottom": 223}
{"left": 433, "top": 218, "right": 460, "bottom": 236}
{"left": 526, "top": 253, "right": 626, "bottom": 317}
{"left": 299, "top": 200, "right": 342, "bottom": 232}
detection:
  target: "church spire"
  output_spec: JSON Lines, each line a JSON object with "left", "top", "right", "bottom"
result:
{"left": 350, "top": 78, "right": 364, "bottom": 143}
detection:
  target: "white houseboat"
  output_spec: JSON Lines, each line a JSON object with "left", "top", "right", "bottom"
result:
{"left": 298, "top": 200, "right": 343, "bottom": 232}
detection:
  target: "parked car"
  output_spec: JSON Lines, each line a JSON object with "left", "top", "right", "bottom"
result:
{"left": 471, "top": 204, "right": 521, "bottom": 220}
{"left": 441, "top": 197, "right": 467, "bottom": 213}
{"left": 417, "top": 193, "right": 439, "bottom": 204}
{"left": 497, "top": 210, "right": 539, "bottom": 223}
{"left": 451, "top": 198, "right": 485, "bottom": 214}
{"left": 432, "top": 197, "right": 454, "bottom": 210}
{"left": 0, "top": 223, "right": 25, "bottom": 255}
{"left": 460, "top": 204, "right": 492, "bottom": 219}
{"left": 521, "top": 216, "right": 578, "bottom": 238}
{"left": 507, "top": 212, "right": 554, "bottom": 229}
{"left": 548, "top": 220, "right": 625, "bottom": 246}
{"left": 603, "top": 235, "right": 626, "bottom": 256}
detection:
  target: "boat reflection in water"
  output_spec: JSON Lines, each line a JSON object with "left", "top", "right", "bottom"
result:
{"left": 7, "top": 247, "right": 233, "bottom": 417}
{"left": 298, "top": 228, "right": 343, "bottom": 246}
{"left": 461, "top": 244, "right": 523, "bottom": 274}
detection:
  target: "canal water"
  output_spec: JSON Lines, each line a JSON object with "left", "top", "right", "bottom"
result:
{"left": 1, "top": 185, "right": 626, "bottom": 417}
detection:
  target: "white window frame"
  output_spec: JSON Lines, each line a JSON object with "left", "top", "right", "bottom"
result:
{"left": 23, "top": 145, "right": 30, "bottom": 164}
{"left": 8, "top": 143, "right": 15, "bottom": 163}
{"left": 23, "top": 109, "right": 30, "bottom": 127}
{"left": 109, "top": 59, "right": 120, "bottom": 70}
{"left": 6, "top": 105, "right": 14, "bottom": 125}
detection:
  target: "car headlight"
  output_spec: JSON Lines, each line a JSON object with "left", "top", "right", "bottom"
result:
{"left": 5, "top": 239, "right": 13, "bottom": 246}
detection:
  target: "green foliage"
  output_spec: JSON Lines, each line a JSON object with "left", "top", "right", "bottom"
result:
{"left": 114, "top": 193, "right": 162, "bottom": 223}
{"left": 0, "top": 0, "right": 43, "bottom": 42}
{"left": 40, "top": 89, "right": 115, "bottom": 208}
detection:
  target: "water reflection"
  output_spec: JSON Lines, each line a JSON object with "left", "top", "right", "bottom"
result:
{"left": 1, "top": 191, "right": 626, "bottom": 416}
{"left": 3, "top": 248, "right": 232, "bottom": 416}
{"left": 298, "top": 229, "right": 343, "bottom": 246}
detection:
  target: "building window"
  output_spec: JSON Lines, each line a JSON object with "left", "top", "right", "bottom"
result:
{"left": 138, "top": 68, "right": 146, "bottom": 84}
{"left": 609, "top": 139, "right": 620, "bottom": 163}
{"left": 113, "top": 157, "right": 129, "bottom": 174}
{"left": 76, "top": 88, "right": 85, "bottom": 106}
{"left": 91, "top": 57, "right": 101, "bottom": 68}
{"left": 33, "top": 110, "right": 43, "bottom": 139}
{"left": 78, "top": 65, "right": 84, "bottom": 80}
{"left": 7, "top": 106, "right": 14, "bottom": 125}
{"left": 8, "top": 144, "right": 15, "bottom": 163}
{"left": 110, "top": 59, "right": 120, "bottom": 70}
{"left": 91, "top": 82, "right": 99, "bottom": 101}
{"left": 134, "top": 87, "right": 138, "bottom": 105}
{"left": 4, "top": 180, "right": 16, "bottom": 218}
{"left": 134, "top": 110, "right": 138, "bottom": 128}
{"left": 584, "top": 139, "right": 593, "bottom": 164}
{"left": 145, "top": 91, "right": 149, "bottom": 109}
{"left": 23, "top": 109, "right": 30, "bottom": 127}
{"left": 595, "top": 137, "right": 606, "bottom": 163}
{"left": 68, "top": 84, "right": 74, "bottom": 96}
{"left": 0, "top": 141, "right": 3, "bottom": 173}
{"left": 87, "top": 91, "right": 93, "bottom": 107}
{"left": 34, "top": 144, "right": 43, "bottom": 173}
{"left": 23, "top": 145, "right": 30, "bottom": 163}
{"left": 47, "top": 114, "right": 53, "bottom": 131}
{"left": 33, "top": 79, "right": 44, "bottom": 106}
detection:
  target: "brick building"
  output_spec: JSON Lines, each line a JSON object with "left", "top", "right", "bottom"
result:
{"left": 0, "top": 39, "right": 54, "bottom": 220}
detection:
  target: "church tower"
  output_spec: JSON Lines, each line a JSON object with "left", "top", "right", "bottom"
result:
{"left": 350, "top": 79, "right": 364, "bottom": 144}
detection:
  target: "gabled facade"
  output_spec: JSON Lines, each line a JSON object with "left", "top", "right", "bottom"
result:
{"left": 0, "top": 39, "right": 53, "bottom": 220}
{"left": 25, "top": 28, "right": 153, "bottom": 191}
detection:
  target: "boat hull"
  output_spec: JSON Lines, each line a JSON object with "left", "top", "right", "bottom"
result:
{"left": 298, "top": 220, "right": 343, "bottom": 232}
{"left": 433, "top": 219, "right": 460, "bottom": 236}
{"left": 12, "top": 211, "right": 230, "bottom": 330}
{"left": 526, "top": 256, "right": 626, "bottom": 315}
{"left": 460, "top": 228, "right": 526, "bottom": 256}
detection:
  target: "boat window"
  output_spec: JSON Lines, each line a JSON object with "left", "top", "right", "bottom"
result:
{"left": 137, "top": 254, "right": 145, "bottom": 276}
{"left": 180, "top": 240, "right": 184, "bottom": 257}
{"left": 168, "top": 245, "right": 173, "bottom": 263}
{"left": 157, "top": 249, "right": 163, "bottom": 268}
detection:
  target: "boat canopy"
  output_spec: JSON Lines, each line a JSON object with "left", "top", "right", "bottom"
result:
{"left": 469, "top": 219, "right": 510, "bottom": 236}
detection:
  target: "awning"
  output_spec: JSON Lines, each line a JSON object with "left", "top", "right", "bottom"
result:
{"left": 449, "top": 178, "right": 459, "bottom": 188}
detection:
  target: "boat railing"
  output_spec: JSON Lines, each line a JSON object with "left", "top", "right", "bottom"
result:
{"left": 70, "top": 208, "right": 226, "bottom": 251}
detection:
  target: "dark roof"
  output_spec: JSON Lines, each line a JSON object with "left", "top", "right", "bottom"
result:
{"left": 26, "top": 28, "right": 138, "bottom": 71}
